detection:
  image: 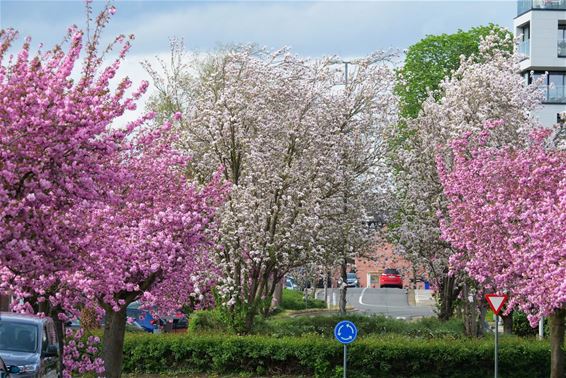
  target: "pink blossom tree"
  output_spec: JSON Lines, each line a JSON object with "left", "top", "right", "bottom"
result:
{"left": 1, "top": 4, "right": 227, "bottom": 377}
{"left": 0, "top": 1, "right": 143, "bottom": 342}
{"left": 438, "top": 126, "right": 565, "bottom": 378}
{"left": 62, "top": 128, "right": 227, "bottom": 377}
{"left": 385, "top": 32, "right": 544, "bottom": 323}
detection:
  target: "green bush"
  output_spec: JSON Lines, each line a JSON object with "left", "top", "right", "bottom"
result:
{"left": 189, "top": 311, "right": 465, "bottom": 339}
{"left": 280, "top": 289, "right": 326, "bottom": 310}
{"left": 512, "top": 311, "right": 549, "bottom": 338}
{"left": 255, "top": 314, "right": 464, "bottom": 339}
{"left": 122, "top": 332, "right": 551, "bottom": 377}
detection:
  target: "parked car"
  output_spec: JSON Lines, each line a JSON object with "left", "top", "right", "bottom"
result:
{"left": 285, "top": 276, "right": 299, "bottom": 290}
{"left": 346, "top": 272, "right": 359, "bottom": 288}
{"left": 0, "top": 356, "right": 21, "bottom": 378}
{"left": 0, "top": 312, "right": 60, "bottom": 378}
{"left": 126, "top": 301, "right": 188, "bottom": 333}
{"left": 379, "top": 268, "right": 403, "bottom": 289}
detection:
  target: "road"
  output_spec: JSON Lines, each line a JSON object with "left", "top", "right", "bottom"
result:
{"left": 316, "top": 287, "right": 435, "bottom": 319}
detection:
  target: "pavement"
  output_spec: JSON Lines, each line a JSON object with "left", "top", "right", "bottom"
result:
{"left": 316, "top": 287, "right": 435, "bottom": 319}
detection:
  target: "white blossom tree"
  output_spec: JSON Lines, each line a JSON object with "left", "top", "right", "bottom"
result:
{"left": 385, "top": 32, "right": 544, "bottom": 325}
{"left": 146, "top": 44, "right": 397, "bottom": 329}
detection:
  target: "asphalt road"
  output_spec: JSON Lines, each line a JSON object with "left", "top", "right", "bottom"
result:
{"left": 316, "top": 287, "right": 435, "bottom": 319}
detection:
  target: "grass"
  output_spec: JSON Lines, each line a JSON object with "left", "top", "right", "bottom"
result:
{"left": 279, "top": 289, "right": 326, "bottom": 311}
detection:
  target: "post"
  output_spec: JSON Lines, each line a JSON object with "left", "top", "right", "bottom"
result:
{"left": 344, "top": 62, "right": 349, "bottom": 87}
{"left": 538, "top": 317, "right": 544, "bottom": 340}
{"left": 343, "top": 344, "right": 347, "bottom": 378}
{"left": 495, "top": 315, "right": 499, "bottom": 378}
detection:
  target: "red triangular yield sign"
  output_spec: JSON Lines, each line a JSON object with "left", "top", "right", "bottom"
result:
{"left": 485, "top": 294, "right": 508, "bottom": 315}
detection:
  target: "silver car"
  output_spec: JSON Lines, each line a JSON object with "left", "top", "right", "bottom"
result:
{"left": 0, "top": 313, "right": 60, "bottom": 378}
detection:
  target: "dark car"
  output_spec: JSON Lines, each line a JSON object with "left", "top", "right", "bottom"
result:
{"left": 0, "top": 312, "right": 60, "bottom": 378}
{"left": 1, "top": 356, "right": 21, "bottom": 378}
{"left": 346, "top": 272, "right": 360, "bottom": 288}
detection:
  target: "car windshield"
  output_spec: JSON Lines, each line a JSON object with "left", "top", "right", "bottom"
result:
{"left": 346, "top": 273, "right": 357, "bottom": 280}
{"left": 0, "top": 321, "right": 38, "bottom": 353}
{"left": 384, "top": 269, "right": 400, "bottom": 275}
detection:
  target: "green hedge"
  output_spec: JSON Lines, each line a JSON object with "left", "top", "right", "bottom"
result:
{"left": 189, "top": 311, "right": 465, "bottom": 339}
{"left": 122, "top": 333, "right": 551, "bottom": 377}
{"left": 280, "top": 288, "right": 326, "bottom": 310}
{"left": 256, "top": 314, "right": 464, "bottom": 338}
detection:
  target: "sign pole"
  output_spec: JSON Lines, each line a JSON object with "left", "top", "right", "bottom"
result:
{"left": 343, "top": 344, "right": 347, "bottom": 378}
{"left": 485, "top": 294, "right": 507, "bottom": 378}
{"left": 494, "top": 315, "right": 498, "bottom": 378}
{"left": 334, "top": 320, "right": 357, "bottom": 378}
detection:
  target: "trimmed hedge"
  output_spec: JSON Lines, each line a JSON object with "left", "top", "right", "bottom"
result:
{"left": 122, "top": 333, "right": 551, "bottom": 377}
{"left": 189, "top": 311, "right": 465, "bottom": 339}
{"left": 256, "top": 314, "right": 464, "bottom": 339}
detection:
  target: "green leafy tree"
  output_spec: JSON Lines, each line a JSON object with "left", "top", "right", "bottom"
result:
{"left": 395, "top": 24, "right": 513, "bottom": 119}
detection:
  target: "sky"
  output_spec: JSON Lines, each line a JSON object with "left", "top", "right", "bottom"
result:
{"left": 0, "top": 0, "right": 519, "bottom": 123}
{"left": 1, "top": 0, "right": 517, "bottom": 57}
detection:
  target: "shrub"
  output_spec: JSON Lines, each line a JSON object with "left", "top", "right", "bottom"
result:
{"left": 255, "top": 314, "right": 465, "bottom": 339}
{"left": 512, "top": 311, "right": 549, "bottom": 338}
{"left": 280, "top": 289, "right": 326, "bottom": 310}
{"left": 122, "top": 332, "right": 551, "bottom": 377}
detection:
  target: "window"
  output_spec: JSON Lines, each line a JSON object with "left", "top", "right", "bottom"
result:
{"left": 384, "top": 269, "right": 400, "bottom": 275}
{"left": 529, "top": 71, "right": 566, "bottom": 103}
{"left": 559, "top": 24, "right": 566, "bottom": 57}
{"left": 518, "top": 24, "right": 530, "bottom": 56}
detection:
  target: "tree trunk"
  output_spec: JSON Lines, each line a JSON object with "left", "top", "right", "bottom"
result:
{"left": 549, "top": 308, "right": 565, "bottom": 378}
{"left": 502, "top": 310, "right": 513, "bottom": 335}
{"left": 103, "top": 306, "right": 127, "bottom": 378}
{"left": 323, "top": 271, "right": 329, "bottom": 309}
{"left": 53, "top": 316, "right": 65, "bottom": 372}
{"left": 271, "top": 278, "right": 283, "bottom": 310}
{"left": 438, "top": 275, "right": 457, "bottom": 321}
{"left": 462, "top": 283, "right": 479, "bottom": 337}
{"left": 244, "top": 305, "right": 256, "bottom": 333}
{"left": 339, "top": 263, "right": 347, "bottom": 315}
{"left": 0, "top": 294, "right": 10, "bottom": 311}
{"left": 477, "top": 304, "right": 487, "bottom": 337}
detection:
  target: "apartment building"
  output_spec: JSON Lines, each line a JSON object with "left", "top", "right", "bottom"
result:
{"left": 515, "top": 0, "right": 566, "bottom": 126}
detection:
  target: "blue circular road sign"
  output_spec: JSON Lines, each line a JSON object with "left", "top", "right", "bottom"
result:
{"left": 334, "top": 320, "right": 358, "bottom": 344}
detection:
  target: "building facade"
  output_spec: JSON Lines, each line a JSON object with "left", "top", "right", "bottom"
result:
{"left": 515, "top": 0, "right": 566, "bottom": 126}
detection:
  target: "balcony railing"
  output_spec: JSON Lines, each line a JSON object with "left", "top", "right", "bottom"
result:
{"left": 559, "top": 40, "right": 566, "bottom": 57}
{"left": 541, "top": 85, "right": 566, "bottom": 103}
{"left": 518, "top": 39, "right": 530, "bottom": 56}
{"left": 518, "top": 0, "right": 566, "bottom": 15}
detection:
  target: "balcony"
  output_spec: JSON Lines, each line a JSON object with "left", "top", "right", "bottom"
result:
{"left": 541, "top": 84, "right": 566, "bottom": 103}
{"left": 518, "top": 0, "right": 566, "bottom": 15}
{"left": 518, "top": 39, "right": 530, "bottom": 56}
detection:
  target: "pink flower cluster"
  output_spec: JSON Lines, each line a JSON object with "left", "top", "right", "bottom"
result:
{"left": 63, "top": 328, "right": 104, "bottom": 378}
{"left": 438, "top": 122, "right": 566, "bottom": 325}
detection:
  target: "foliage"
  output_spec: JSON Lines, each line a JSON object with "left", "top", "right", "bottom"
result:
{"left": 189, "top": 311, "right": 464, "bottom": 339}
{"left": 395, "top": 24, "right": 513, "bottom": 119}
{"left": 0, "top": 3, "right": 228, "bottom": 376}
{"left": 385, "top": 30, "right": 543, "bottom": 321}
{"left": 278, "top": 289, "right": 326, "bottom": 311}
{"left": 121, "top": 332, "right": 551, "bottom": 377}
{"left": 513, "top": 311, "right": 549, "bottom": 338}
{"left": 438, "top": 125, "right": 565, "bottom": 325}
{"left": 253, "top": 314, "right": 464, "bottom": 339}
{"left": 63, "top": 328, "right": 104, "bottom": 378}
{"left": 146, "top": 44, "right": 398, "bottom": 329}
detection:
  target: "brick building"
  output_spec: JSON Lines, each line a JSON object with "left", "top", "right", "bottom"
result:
{"left": 353, "top": 242, "right": 427, "bottom": 289}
